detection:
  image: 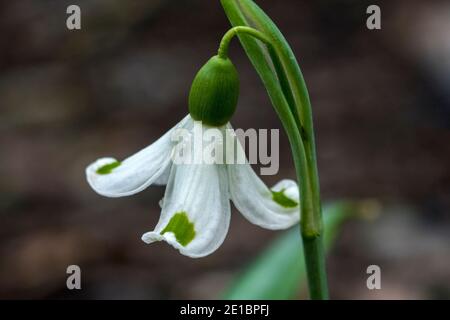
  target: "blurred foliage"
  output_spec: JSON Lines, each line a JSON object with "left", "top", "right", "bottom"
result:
{"left": 223, "top": 201, "right": 375, "bottom": 299}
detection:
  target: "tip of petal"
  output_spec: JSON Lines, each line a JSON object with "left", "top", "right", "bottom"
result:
{"left": 141, "top": 231, "right": 162, "bottom": 244}
{"left": 141, "top": 230, "right": 223, "bottom": 259}
{"left": 142, "top": 231, "right": 184, "bottom": 251}
{"left": 86, "top": 157, "right": 119, "bottom": 176}
{"left": 271, "top": 179, "right": 300, "bottom": 204}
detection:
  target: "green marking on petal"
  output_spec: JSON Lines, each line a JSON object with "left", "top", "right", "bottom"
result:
{"left": 271, "top": 189, "right": 298, "bottom": 208}
{"left": 96, "top": 161, "right": 121, "bottom": 175}
{"left": 161, "top": 212, "right": 196, "bottom": 246}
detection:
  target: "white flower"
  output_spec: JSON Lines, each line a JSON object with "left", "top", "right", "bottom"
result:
{"left": 86, "top": 115, "right": 300, "bottom": 258}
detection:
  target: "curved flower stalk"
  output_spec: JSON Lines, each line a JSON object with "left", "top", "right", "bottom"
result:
{"left": 86, "top": 115, "right": 300, "bottom": 258}
{"left": 220, "top": 0, "right": 328, "bottom": 299}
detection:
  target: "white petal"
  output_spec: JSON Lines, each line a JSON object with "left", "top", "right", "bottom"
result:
{"left": 226, "top": 129, "right": 300, "bottom": 230}
{"left": 142, "top": 162, "right": 230, "bottom": 258}
{"left": 86, "top": 115, "right": 191, "bottom": 197}
{"left": 152, "top": 164, "right": 171, "bottom": 186}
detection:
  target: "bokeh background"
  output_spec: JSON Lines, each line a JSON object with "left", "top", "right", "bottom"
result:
{"left": 1, "top": 0, "right": 449, "bottom": 299}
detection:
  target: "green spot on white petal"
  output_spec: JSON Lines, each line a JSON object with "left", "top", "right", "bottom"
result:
{"left": 271, "top": 189, "right": 298, "bottom": 208}
{"left": 96, "top": 161, "right": 121, "bottom": 175}
{"left": 161, "top": 212, "right": 196, "bottom": 246}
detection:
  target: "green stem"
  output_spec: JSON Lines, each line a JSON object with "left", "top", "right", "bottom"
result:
{"left": 217, "top": 23, "right": 328, "bottom": 299}
{"left": 218, "top": 26, "right": 271, "bottom": 59}
{"left": 302, "top": 235, "right": 328, "bottom": 299}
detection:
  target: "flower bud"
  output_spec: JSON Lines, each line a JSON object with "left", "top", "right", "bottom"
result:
{"left": 188, "top": 55, "right": 239, "bottom": 126}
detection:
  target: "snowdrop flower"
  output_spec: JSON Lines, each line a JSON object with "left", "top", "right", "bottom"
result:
{"left": 86, "top": 56, "right": 300, "bottom": 258}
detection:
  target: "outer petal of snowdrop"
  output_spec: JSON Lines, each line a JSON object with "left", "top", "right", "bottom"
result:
{"left": 227, "top": 130, "right": 300, "bottom": 230}
{"left": 86, "top": 116, "right": 190, "bottom": 197}
{"left": 142, "top": 162, "right": 230, "bottom": 258}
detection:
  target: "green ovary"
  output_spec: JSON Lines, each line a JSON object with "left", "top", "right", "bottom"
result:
{"left": 188, "top": 55, "right": 240, "bottom": 127}
{"left": 161, "top": 212, "right": 196, "bottom": 246}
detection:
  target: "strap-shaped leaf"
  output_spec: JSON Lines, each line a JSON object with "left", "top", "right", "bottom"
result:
{"left": 223, "top": 0, "right": 315, "bottom": 146}
{"left": 221, "top": 0, "right": 321, "bottom": 232}
{"left": 221, "top": 0, "right": 327, "bottom": 298}
{"left": 220, "top": 0, "right": 287, "bottom": 118}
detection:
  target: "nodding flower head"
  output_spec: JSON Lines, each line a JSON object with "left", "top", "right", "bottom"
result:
{"left": 86, "top": 55, "right": 299, "bottom": 258}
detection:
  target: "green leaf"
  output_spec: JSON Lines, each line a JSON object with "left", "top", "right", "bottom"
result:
{"left": 220, "top": 0, "right": 287, "bottom": 119}
{"left": 222, "top": 0, "right": 314, "bottom": 143}
{"left": 222, "top": 202, "right": 356, "bottom": 300}
{"left": 220, "top": 0, "right": 322, "bottom": 227}
{"left": 220, "top": 0, "right": 312, "bottom": 219}
{"left": 221, "top": 0, "right": 323, "bottom": 216}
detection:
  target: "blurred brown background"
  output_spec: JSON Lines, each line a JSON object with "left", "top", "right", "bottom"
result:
{"left": 0, "top": 0, "right": 449, "bottom": 299}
